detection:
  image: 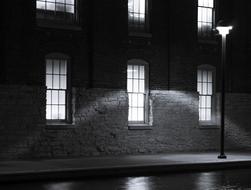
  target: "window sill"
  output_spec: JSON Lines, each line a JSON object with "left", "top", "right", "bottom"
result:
{"left": 129, "top": 32, "right": 152, "bottom": 38}
{"left": 128, "top": 123, "right": 153, "bottom": 130}
{"left": 199, "top": 122, "right": 219, "bottom": 129}
{"left": 198, "top": 38, "right": 217, "bottom": 45}
{"left": 37, "top": 19, "right": 82, "bottom": 31}
{"left": 45, "top": 122, "right": 75, "bottom": 130}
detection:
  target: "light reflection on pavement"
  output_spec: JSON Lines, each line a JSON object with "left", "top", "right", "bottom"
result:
{"left": 2, "top": 169, "right": 251, "bottom": 190}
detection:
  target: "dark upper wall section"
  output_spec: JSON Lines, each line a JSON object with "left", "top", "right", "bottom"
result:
{"left": 2, "top": 0, "right": 251, "bottom": 92}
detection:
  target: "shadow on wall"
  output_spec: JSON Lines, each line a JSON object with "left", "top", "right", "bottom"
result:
{"left": 225, "top": 117, "right": 251, "bottom": 150}
{"left": 0, "top": 85, "right": 46, "bottom": 160}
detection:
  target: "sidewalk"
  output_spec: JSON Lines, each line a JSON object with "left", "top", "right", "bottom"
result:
{"left": 1, "top": 152, "right": 251, "bottom": 182}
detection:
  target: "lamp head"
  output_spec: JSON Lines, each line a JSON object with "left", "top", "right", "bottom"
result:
{"left": 216, "top": 20, "right": 233, "bottom": 36}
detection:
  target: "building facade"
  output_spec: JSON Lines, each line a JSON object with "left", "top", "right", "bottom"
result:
{"left": 1, "top": 0, "right": 251, "bottom": 160}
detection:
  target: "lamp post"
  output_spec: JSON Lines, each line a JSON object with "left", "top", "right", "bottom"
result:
{"left": 216, "top": 20, "right": 233, "bottom": 159}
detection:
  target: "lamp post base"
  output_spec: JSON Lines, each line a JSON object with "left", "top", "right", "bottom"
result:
{"left": 218, "top": 154, "right": 227, "bottom": 159}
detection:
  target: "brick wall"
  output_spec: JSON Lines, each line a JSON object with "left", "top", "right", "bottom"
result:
{"left": 0, "top": 85, "right": 45, "bottom": 159}
{"left": 0, "top": 86, "right": 251, "bottom": 160}
{"left": 225, "top": 94, "right": 251, "bottom": 150}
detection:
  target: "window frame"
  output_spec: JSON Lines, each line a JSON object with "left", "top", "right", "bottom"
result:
{"left": 36, "top": 0, "right": 78, "bottom": 24}
{"left": 127, "top": 59, "right": 150, "bottom": 127}
{"left": 45, "top": 53, "right": 72, "bottom": 125}
{"left": 197, "top": 64, "right": 217, "bottom": 127}
{"left": 128, "top": 0, "right": 150, "bottom": 33}
{"left": 197, "top": 0, "right": 216, "bottom": 40}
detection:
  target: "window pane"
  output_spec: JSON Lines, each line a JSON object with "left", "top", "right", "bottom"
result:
{"left": 46, "top": 90, "right": 52, "bottom": 105}
{"left": 133, "top": 0, "right": 139, "bottom": 13}
{"left": 138, "top": 108, "right": 144, "bottom": 121}
{"left": 59, "top": 91, "right": 65, "bottom": 105}
{"left": 201, "top": 108, "right": 206, "bottom": 121}
{"left": 128, "top": 94, "right": 133, "bottom": 107}
{"left": 60, "top": 60, "right": 67, "bottom": 75}
{"left": 139, "top": 0, "right": 145, "bottom": 14}
{"left": 138, "top": 94, "right": 144, "bottom": 107}
{"left": 128, "top": 0, "right": 133, "bottom": 12}
{"left": 131, "top": 94, "right": 138, "bottom": 107}
{"left": 127, "top": 79, "right": 133, "bottom": 92}
{"left": 139, "top": 66, "right": 145, "bottom": 79}
{"left": 139, "top": 80, "right": 145, "bottom": 93}
{"left": 37, "top": 1, "right": 45, "bottom": 9}
{"left": 206, "top": 96, "right": 211, "bottom": 108}
{"left": 66, "top": 0, "right": 74, "bottom": 5}
{"left": 51, "top": 106, "right": 59, "bottom": 119}
{"left": 198, "top": 82, "right": 202, "bottom": 94}
{"left": 127, "top": 65, "right": 133, "bottom": 78}
{"left": 46, "top": 60, "right": 53, "bottom": 74}
{"left": 133, "top": 65, "right": 139, "bottom": 79}
{"left": 56, "top": 3, "right": 65, "bottom": 12}
{"left": 128, "top": 106, "right": 132, "bottom": 121}
{"left": 202, "top": 83, "right": 207, "bottom": 95}
{"left": 52, "top": 90, "right": 59, "bottom": 104}
{"left": 46, "top": 74, "right": 53, "bottom": 89}
{"left": 56, "top": 0, "right": 64, "bottom": 3}
{"left": 53, "top": 75, "right": 60, "bottom": 89}
{"left": 66, "top": 5, "right": 74, "bottom": 13}
{"left": 206, "top": 109, "right": 211, "bottom": 120}
{"left": 46, "top": 105, "right": 52, "bottom": 120}
{"left": 53, "top": 60, "right": 60, "bottom": 74}
{"left": 202, "top": 71, "right": 207, "bottom": 82}
{"left": 58, "top": 106, "right": 66, "bottom": 120}
{"left": 46, "top": 2, "right": 55, "bottom": 11}
{"left": 208, "top": 83, "right": 212, "bottom": 95}
{"left": 208, "top": 71, "right": 212, "bottom": 82}
{"left": 60, "top": 76, "right": 67, "bottom": 90}
{"left": 133, "top": 79, "right": 139, "bottom": 92}
{"left": 201, "top": 96, "right": 206, "bottom": 108}
{"left": 131, "top": 108, "right": 138, "bottom": 121}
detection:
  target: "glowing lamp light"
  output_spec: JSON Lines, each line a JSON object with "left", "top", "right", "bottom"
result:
{"left": 216, "top": 20, "right": 233, "bottom": 36}
{"left": 216, "top": 26, "right": 233, "bottom": 36}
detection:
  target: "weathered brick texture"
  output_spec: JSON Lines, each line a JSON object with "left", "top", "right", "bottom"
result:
{"left": 0, "top": 85, "right": 46, "bottom": 159}
{"left": 1, "top": 86, "right": 251, "bottom": 160}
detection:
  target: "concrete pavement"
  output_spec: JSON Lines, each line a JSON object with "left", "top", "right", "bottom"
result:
{"left": 1, "top": 152, "right": 251, "bottom": 182}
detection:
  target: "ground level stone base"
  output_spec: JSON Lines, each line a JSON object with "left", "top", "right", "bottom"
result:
{"left": 0, "top": 85, "right": 250, "bottom": 160}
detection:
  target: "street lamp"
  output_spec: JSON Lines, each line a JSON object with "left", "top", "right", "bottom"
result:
{"left": 216, "top": 20, "right": 233, "bottom": 159}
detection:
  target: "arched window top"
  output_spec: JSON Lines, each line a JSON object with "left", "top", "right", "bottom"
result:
{"left": 127, "top": 59, "right": 149, "bottom": 66}
{"left": 198, "top": 64, "right": 215, "bottom": 71}
{"left": 46, "top": 53, "right": 70, "bottom": 60}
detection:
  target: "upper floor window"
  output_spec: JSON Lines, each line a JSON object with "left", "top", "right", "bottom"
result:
{"left": 46, "top": 54, "right": 71, "bottom": 123}
{"left": 197, "top": 65, "right": 216, "bottom": 124}
{"left": 36, "top": 0, "right": 76, "bottom": 23}
{"left": 127, "top": 60, "right": 149, "bottom": 125}
{"left": 128, "top": 0, "right": 149, "bottom": 32}
{"left": 197, "top": 0, "right": 215, "bottom": 39}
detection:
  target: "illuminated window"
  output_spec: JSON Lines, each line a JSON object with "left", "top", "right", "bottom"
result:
{"left": 36, "top": 0, "right": 76, "bottom": 22}
{"left": 127, "top": 60, "right": 149, "bottom": 124}
{"left": 197, "top": 67, "right": 215, "bottom": 122}
{"left": 197, "top": 0, "right": 215, "bottom": 38}
{"left": 46, "top": 56, "right": 68, "bottom": 121}
{"left": 128, "top": 0, "right": 149, "bottom": 32}
{"left": 37, "top": 0, "right": 75, "bottom": 13}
